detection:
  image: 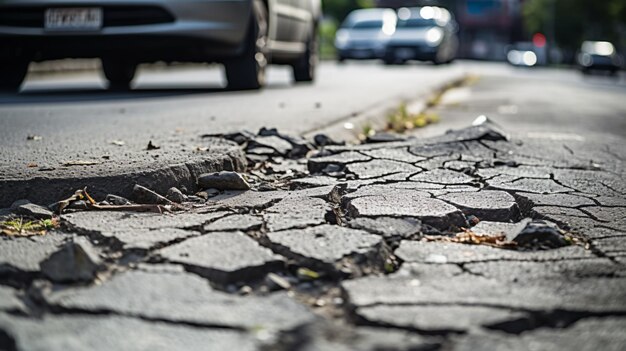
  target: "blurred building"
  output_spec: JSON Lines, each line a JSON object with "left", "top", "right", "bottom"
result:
{"left": 375, "top": 0, "right": 527, "bottom": 60}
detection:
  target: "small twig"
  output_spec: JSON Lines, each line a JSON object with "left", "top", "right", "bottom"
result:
{"left": 88, "top": 203, "right": 170, "bottom": 214}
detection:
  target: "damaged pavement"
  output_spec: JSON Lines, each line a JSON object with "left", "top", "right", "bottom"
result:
{"left": 1, "top": 120, "right": 625, "bottom": 350}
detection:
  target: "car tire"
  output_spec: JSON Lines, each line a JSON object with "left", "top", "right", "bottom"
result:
{"left": 225, "top": 0, "right": 268, "bottom": 90}
{"left": 102, "top": 58, "right": 137, "bottom": 90}
{"left": 292, "top": 27, "right": 318, "bottom": 83}
{"left": 0, "top": 60, "right": 29, "bottom": 92}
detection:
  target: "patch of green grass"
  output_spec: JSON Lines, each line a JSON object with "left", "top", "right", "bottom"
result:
{"left": 385, "top": 103, "right": 440, "bottom": 133}
{"left": 1, "top": 217, "right": 58, "bottom": 237}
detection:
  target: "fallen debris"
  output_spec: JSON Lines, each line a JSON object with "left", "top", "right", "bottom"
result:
{"left": 40, "top": 238, "right": 101, "bottom": 283}
{"left": 146, "top": 140, "right": 160, "bottom": 150}
{"left": 198, "top": 171, "right": 251, "bottom": 190}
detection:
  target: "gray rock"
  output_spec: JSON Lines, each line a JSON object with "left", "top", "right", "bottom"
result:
{"left": 40, "top": 238, "right": 101, "bottom": 282}
{"left": 267, "top": 225, "right": 384, "bottom": 275}
{"left": 345, "top": 159, "right": 421, "bottom": 179}
{"left": 395, "top": 240, "right": 593, "bottom": 264}
{"left": 438, "top": 190, "right": 520, "bottom": 222}
{"left": 203, "top": 214, "right": 263, "bottom": 232}
{"left": 343, "top": 188, "right": 467, "bottom": 230}
{"left": 157, "top": 232, "right": 283, "bottom": 284}
{"left": 131, "top": 184, "right": 171, "bottom": 205}
{"left": 356, "top": 305, "right": 528, "bottom": 333}
{"left": 313, "top": 133, "right": 343, "bottom": 147}
{"left": 506, "top": 219, "right": 568, "bottom": 248}
{"left": 44, "top": 270, "right": 314, "bottom": 332}
{"left": 248, "top": 135, "right": 293, "bottom": 156}
{"left": 103, "top": 194, "right": 131, "bottom": 206}
{"left": 165, "top": 187, "right": 185, "bottom": 204}
{"left": 197, "top": 171, "right": 250, "bottom": 191}
{"left": 0, "top": 234, "right": 66, "bottom": 273}
{"left": 0, "top": 314, "right": 259, "bottom": 351}
{"left": 14, "top": 202, "right": 54, "bottom": 219}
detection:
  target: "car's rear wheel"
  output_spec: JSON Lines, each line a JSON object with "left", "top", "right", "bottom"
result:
{"left": 224, "top": 0, "right": 268, "bottom": 90}
{"left": 292, "top": 27, "right": 318, "bottom": 83}
{"left": 101, "top": 58, "right": 137, "bottom": 90}
{"left": 0, "top": 60, "right": 29, "bottom": 92}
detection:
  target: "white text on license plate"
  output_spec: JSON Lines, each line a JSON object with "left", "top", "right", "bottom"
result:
{"left": 45, "top": 8, "right": 102, "bottom": 31}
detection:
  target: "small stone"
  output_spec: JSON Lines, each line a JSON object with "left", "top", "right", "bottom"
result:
{"left": 265, "top": 273, "right": 291, "bottom": 291}
{"left": 313, "top": 133, "right": 343, "bottom": 147}
{"left": 132, "top": 184, "right": 171, "bottom": 205}
{"left": 68, "top": 200, "right": 89, "bottom": 210}
{"left": 506, "top": 219, "right": 568, "bottom": 248}
{"left": 40, "top": 238, "right": 101, "bottom": 283}
{"left": 198, "top": 171, "right": 250, "bottom": 191}
{"left": 166, "top": 187, "right": 186, "bottom": 204}
{"left": 10, "top": 199, "right": 31, "bottom": 209}
{"left": 104, "top": 194, "right": 131, "bottom": 206}
{"left": 14, "top": 202, "right": 54, "bottom": 219}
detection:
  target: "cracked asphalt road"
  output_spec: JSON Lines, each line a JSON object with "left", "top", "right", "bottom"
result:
{"left": 1, "top": 118, "right": 625, "bottom": 350}
{"left": 1, "top": 62, "right": 626, "bottom": 350}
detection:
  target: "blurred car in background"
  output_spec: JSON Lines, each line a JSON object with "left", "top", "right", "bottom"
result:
{"left": 577, "top": 41, "right": 623, "bottom": 75}
{"left": 334, "top": 8, "right": 396, "bottom": 62}
{"left": 0, "top": 0, "right": 321, "bottom": 91}
{"left": 506, "top": 42, "right": 545, "bottom": 67}
{"left": 383, "top": 6, "right": 458, "bottom": 65}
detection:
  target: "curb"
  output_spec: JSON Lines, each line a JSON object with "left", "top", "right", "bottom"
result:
{"left": 0, "top": 140, "right": 246, "bottom": 208}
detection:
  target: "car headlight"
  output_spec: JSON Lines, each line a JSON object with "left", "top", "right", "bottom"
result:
{"left": 425, "top": 27, "right": 443, "bottom": 46}
{"left": 335, "top": 30, "right": 349, "bottom": 48}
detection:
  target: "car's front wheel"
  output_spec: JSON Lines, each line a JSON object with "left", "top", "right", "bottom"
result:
{"left": 0, "top": 60, "right": 29, "bottom": 92}
{"left": 292, "top": 28, "right": 318, "bottom": 83}
{"left": 224, "top": 0, "right": 268, "bottom": 90}
{"left": 101, "top": 58, "right": 137, "bottom": 90}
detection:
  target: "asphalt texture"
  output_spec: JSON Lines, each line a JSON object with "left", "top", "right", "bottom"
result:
{"left": 1, "top": 60, "right": 626, "bottom": 350}
{"left": 0, "top": 61, "right": 465, "bottom": 207}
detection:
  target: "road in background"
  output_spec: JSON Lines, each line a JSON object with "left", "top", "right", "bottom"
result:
{"left": 0, "top": 61, "right": 625, "bottom": 181}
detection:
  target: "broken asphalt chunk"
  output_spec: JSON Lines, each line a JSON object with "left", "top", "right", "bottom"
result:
{"left": 506, "top": 219, "right": 568, "bottom": 248}
{"left": 198, "top": 171, "right": 251, "bottom": 191}
{"left": 157, "top": 232, "right": 283, "bottom": 284}
{"left": 267, "top": 225, "right": 386, "bottom": 276}
{"left": 40, "top": 238, "right": 101, "bottom": 283}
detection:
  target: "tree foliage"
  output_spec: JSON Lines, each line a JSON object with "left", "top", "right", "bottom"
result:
{"left": 523, "top": 0, "right": 626, "bottom": 51}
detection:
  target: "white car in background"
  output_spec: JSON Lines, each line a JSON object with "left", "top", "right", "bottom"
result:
{"left": 334, "top": 8, "right": 397, "bottom": 62}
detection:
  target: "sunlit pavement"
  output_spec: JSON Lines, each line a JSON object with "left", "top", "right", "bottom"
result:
{"left": 0, "top": 60, "right": 625, "bottom": 181}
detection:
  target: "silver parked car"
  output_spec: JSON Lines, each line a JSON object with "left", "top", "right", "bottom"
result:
{"left": 334, "top": 8, "right": 397, "bottom": 62}
{"left": 0, "top": 0, "right": 321, "bottom": 91}
{"left": 384, "top": 6, "right": 458, "bottom": 65}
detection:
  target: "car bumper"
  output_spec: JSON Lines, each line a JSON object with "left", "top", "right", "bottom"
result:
{"left": 337, "top": 47, "right": 386, "bottom": 60}
{"left": 386, "top": 43, "right": 437, "bottom": 61}
{"left": 0, "top": 0, "right": 252, "bottom": 61}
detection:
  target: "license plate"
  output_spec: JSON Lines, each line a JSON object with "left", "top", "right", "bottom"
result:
{"left": 396, "top": 48, "right": 414, "bottom": 59}
{"left": 45, "top": 8, "right": 102, "bottom": 31}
